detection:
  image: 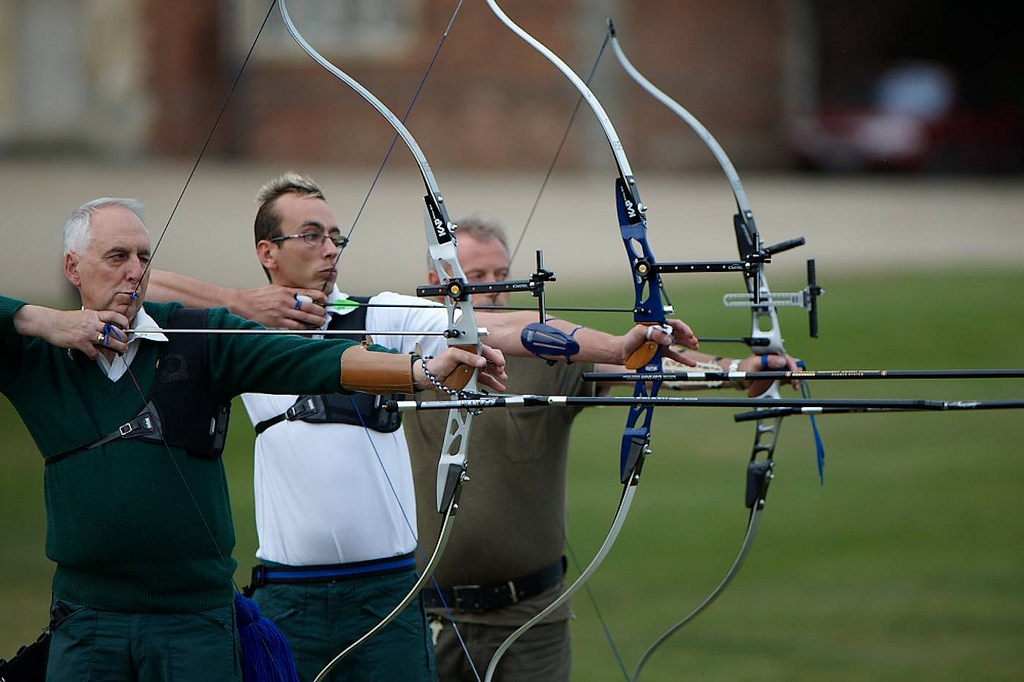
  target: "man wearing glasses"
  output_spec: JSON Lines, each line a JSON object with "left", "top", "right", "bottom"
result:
{"left": 147, "top": 172, "right": 699, "bottom": 681}
{"left": 0, "top": 196, "right": 507, "bottom": 682}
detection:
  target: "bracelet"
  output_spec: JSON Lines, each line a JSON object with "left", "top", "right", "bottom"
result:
{"left": 420, "top": 355, "right": 481, "bottom": 410}
{"left": 420, "top": 355, "right": 462, "bottom": 397}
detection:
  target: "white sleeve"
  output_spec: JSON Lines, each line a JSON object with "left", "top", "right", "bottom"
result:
{"left": 365, "top": 291, "right": 451, "bottom": 358}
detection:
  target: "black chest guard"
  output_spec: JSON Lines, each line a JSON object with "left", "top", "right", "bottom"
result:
{"left": 46, "top": 307, "right": 231, "bottom": 465}
{"left": 253, "top": 296, "right": 403, "bottom": 436}
{"left": 148, "top": 307, "right": 231, "bottom": 458}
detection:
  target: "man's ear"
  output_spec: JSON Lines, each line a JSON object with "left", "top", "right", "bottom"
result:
{"left": 426, "top": 270, "right": 441, "bottom": 286}
{"left": 256, "top": 240, "right": 277, "bottom": 273}
{"left": 64, "top": 253, "right": 81, "bottom": 287}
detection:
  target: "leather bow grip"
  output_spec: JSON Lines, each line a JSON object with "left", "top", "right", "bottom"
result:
{"left": 443, "top": 344, "right": 478, "bottom": 391}
{"left": 625, "top": 323, "right": 663, "bottom": 370}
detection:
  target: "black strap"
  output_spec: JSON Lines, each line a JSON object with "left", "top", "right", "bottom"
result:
{"left": 150, "top": 307, "right": 230, "bottom": 459}
{"left": 325, "top": 295, "right": 371, "bottom": 340}
{"left": 253, "top": 296, "right": 401, "bottom": 435}
{"left": 422, "top": 556, "right": 567, "bottom": 613}
{"left": 0, "top": 630, "right": 50, "bottom": 681}
{"left": 254, "top": 296, "right": 370, "bottom": 435}
{"left": 45, "top": 403, "right": 162, "bottom": 466}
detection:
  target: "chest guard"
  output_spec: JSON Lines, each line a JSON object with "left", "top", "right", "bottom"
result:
{"left": 46, "top": 307, "right": 231, "bottom": 465}
{"left": 147, "top": 307, "right": 231, "bottom": 458}
{"left": 253, "top": 296, "right": 402, "bottom": 436}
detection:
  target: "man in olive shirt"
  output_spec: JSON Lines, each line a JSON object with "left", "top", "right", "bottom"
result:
{"left": 405, "top": 215, "right": 799, "bottom": 681}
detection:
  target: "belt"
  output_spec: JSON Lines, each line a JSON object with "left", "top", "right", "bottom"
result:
{"left": 421, "top": 556, "right": 566, "bottom": 613}
{"left": 248, "top": 552, "right": 416, "bottom": 590}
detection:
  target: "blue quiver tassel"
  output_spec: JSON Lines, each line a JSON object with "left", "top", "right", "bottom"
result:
{"left": 234, "top": 593, "right": 300, "bottom": 682}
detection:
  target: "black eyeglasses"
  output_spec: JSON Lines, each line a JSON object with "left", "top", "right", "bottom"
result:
{"left": 269, "top": 232, "right": 348, "bottom": 248}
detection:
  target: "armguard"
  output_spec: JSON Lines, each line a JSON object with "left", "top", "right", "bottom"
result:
{"left": 340, "top": 344, "right": 416, "bottom": 395}
{"left": 521, "top": 322, "right": 580, "bottom": 364}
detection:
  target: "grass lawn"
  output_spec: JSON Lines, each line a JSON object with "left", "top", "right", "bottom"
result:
{"left": 2, "top": 267, "right": 1022, "bottom": 680}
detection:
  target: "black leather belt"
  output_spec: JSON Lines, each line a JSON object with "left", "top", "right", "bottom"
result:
{"left": 422, "top": 556, "right": 566, "bottom": 613}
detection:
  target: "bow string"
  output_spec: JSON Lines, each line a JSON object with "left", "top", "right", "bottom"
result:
{"left": 605, "top": 20, "right": 825, "bottom": 679}
{"left": 274, "top": 2, "right": 487, "bottom": 679}
{"left": 479, "top": 3, "right": 685, "bottom": 679}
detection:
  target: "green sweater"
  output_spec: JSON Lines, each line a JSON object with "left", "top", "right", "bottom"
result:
{"left": 0, "top": 296, "right": 390, "bottom": 614}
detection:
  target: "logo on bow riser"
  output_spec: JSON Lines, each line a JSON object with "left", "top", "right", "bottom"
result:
{"left": 426, "top": 197, "right": 453, "bottom": 244}
{"left": 615, "top": 178, "right": 642, "bottom": 224}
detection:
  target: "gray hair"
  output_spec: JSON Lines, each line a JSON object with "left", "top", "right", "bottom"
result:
{"left": 428, "top": 213, "right": 511, "bottom": 269}
{"left": 63, "top": 197, "right": 146, "bottom": 256}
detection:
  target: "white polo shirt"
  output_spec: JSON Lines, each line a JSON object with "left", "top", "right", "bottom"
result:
{"left": 243, "top": 288, "right": 450, "bottom": 566}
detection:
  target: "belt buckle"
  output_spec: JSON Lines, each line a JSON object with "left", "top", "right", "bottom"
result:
{"left": 505, "top": 579, "right": 519, "bottom": 605}
{"left": 451, "top": 585, "right": 481, "bottom": 611}
{"left": 251, "top": 564, "right": 268, "bottom": 588}
{"left": 286, "top": 398, "right": 317, "bottom": 421}
{"left": 119, "top": 413, "right": 153, "bottom": 436}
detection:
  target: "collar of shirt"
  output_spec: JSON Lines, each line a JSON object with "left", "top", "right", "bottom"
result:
{"left": 97, "top": 305, "right": 168, "bottom": 381}
{"left": 130, "top": 306, "right": 170, "bottom": 342}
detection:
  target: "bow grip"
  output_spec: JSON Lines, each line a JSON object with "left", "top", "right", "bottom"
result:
{"left": 443, "top": 344, "right": 478, "bottom": 391}
{"left": 625, "top": 323, "right": 668, "bottom": 370}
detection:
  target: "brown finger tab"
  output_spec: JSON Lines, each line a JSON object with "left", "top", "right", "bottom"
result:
{"left": 443, "top": 364, "right": 475, "bottom": 391}
{"left": 625, "top": 341, "right": 659, "bottom": 370}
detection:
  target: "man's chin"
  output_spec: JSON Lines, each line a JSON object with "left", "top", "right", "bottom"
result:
{"left": 109, "top": 293, "right": 142, "bottom": 317}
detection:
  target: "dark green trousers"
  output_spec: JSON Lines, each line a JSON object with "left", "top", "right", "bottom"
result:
{"left": 46, "top": 597, "right": 241, "bottom": 682}
{"left": 252, "top": 568, "right": 436, "bottom": 682}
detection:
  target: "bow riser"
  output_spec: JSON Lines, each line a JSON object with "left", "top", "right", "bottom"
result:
{"left": 480, "top": 4, "right": 673, "bottom": 679}
{"left": 277, "top": 2, "right": 485, "bottom": 676}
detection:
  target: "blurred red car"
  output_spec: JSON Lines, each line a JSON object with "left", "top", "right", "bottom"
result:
{"left": 791, "top": 61, "right": 1021, "bottom": 173}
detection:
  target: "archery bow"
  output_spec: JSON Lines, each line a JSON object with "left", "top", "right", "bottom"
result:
{"left": 605, "top": 20, "right": 822, "bottom": 679}
{"left": 275, "top": 2, "right": 484, "bottom": 678}
{"left": 478, "top": 3, "right": 686, "bottom": 679}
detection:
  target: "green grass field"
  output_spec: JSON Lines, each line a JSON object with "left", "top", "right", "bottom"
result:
{"left": 2, "top": 268, "right": 1022, "bottom": 680}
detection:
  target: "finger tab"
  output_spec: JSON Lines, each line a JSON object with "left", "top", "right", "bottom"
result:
{"left": 443, "top": 365, "right": 474, "bottom": 390}
{"left": 625, "top": 341, "right": 658, "bottom": 370}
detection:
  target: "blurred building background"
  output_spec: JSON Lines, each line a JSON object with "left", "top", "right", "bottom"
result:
{"left": 0, "top": 0, "right": 1020, "bottom": 174}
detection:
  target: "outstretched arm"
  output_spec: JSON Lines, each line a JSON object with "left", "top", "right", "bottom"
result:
{"left": 148, "top": 269, "right": 327, "bottom": 330}
{"left": 659, "top": 351, "right": 803, "bottom": 396}
{"left": 339, "top": 343, "right": 507, "bottom": 394}
{"left": 475, "top": 310, "right": 699, "bottom": 365}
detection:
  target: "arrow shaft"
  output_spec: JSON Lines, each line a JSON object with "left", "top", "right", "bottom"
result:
{"left": 583, "top": 369, "right": 1024, "bottom": 382}
{"left": 388, "top": 395, "right": 1024, "bottom": 412}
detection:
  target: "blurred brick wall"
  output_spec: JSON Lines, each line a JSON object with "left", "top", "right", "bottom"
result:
{"left": 144, "top": 0, "right": 789, "bottom": 171}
